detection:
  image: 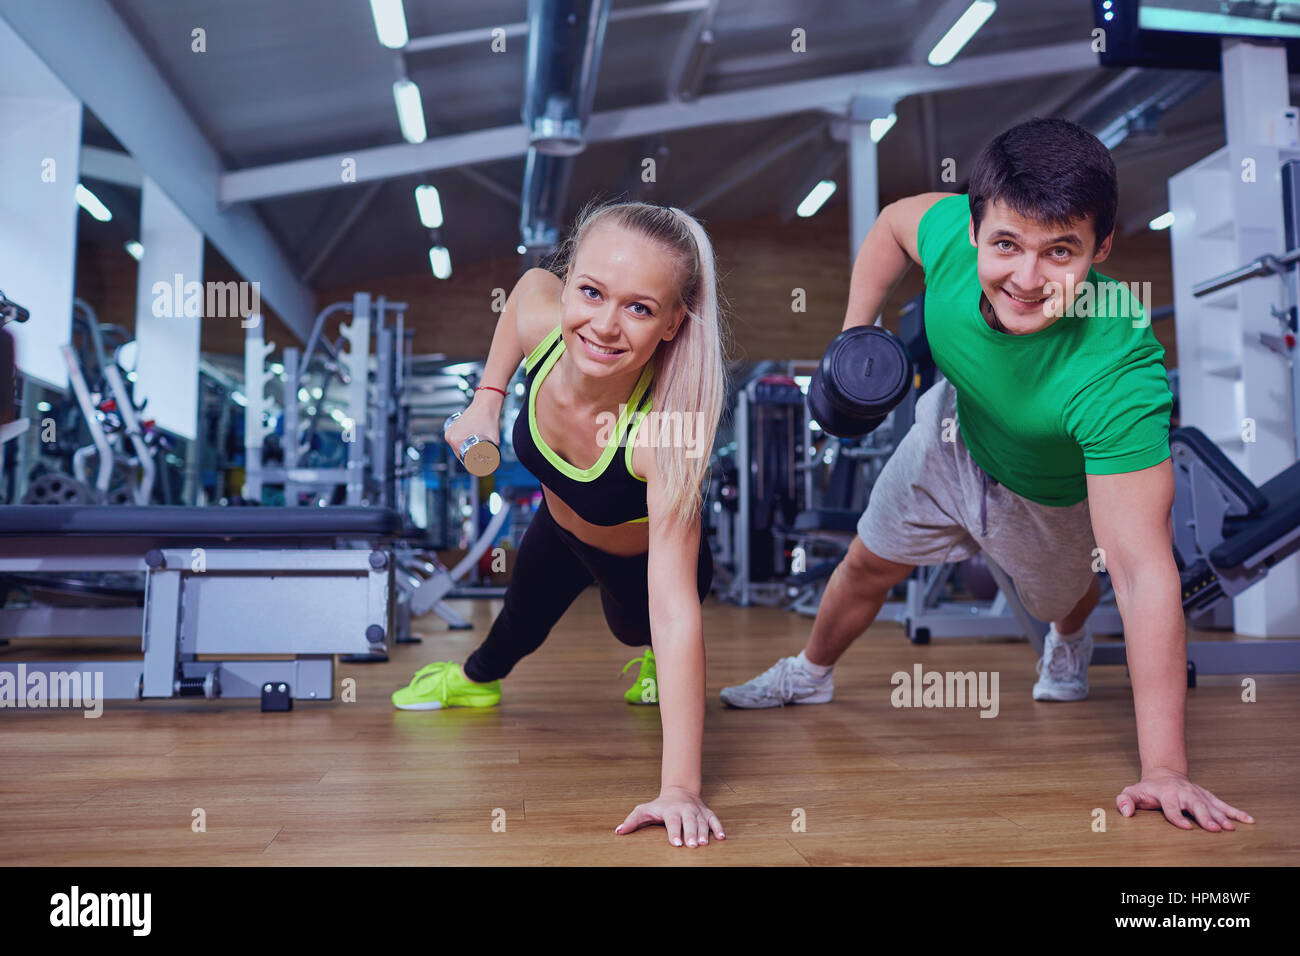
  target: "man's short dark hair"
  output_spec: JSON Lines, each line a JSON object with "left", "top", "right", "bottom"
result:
{"left": 968, "top": 118, "right": 1118, "bottom": 251}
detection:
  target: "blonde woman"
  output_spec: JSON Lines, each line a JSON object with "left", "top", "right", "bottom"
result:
{"left": 393, "top": 201, "right": 728, "bottom": 848}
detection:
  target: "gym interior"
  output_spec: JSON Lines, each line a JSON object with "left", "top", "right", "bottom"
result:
{"left": 2, "top": 0, "right": 1299, "bottom": 883}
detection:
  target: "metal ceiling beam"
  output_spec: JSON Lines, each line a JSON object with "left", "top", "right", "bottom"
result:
{"left": 779, "top": 145, "right": 845, "bottom": 223}
{"left": 665, "top": 0, "right": 719, "bottom": 101}
{"left": 1088, "top": 72, "right": 1215, "bottom": 150}
{"left": 709, "top": 40, "right": 891, "bottom": 78}
{"left": 403, "top": 0, "right": 708, "bottom": 53}
{"left": 221, "top": 40, "right": 1100, "bottom": 204}
{"left": 225, "top": 125, "right": 527, "bottom": 203}
{"left": 681, "top": 118, "right": 828, "bottom": 213}
{"left": 1113, "top": 124, "right": 1223, "bottom": 166}
{"left": 1062, "top": 67, "right": 1144, "bottom": 123}
{"left": 950, "top": 69, "right": 1104, "bottom": 187}
{"left": 80, "top": 146, "right": 143, "bottom": 189}
{"left": 456, "top": 167, "right": 522, "bottom": 208}
{"left": 302, "top": 181, "right": 385, "bottom": 282}
{"left": 0, "top": 0, "right": 316, "bottom": 341}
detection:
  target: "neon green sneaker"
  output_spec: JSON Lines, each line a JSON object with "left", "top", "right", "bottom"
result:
{"left": 391, "top": 661, "right": 501, "bottom": 711}
{"left": 621, "top": 648, "right": 658, "bottom": 705}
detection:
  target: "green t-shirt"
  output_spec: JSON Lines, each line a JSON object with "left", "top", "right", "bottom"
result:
{"left": 916, "top": 194, "right": 1173, "bottom": 507}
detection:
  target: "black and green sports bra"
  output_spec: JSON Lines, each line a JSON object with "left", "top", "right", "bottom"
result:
{"left": 512, "top": 326, "right": 656, "bottom": 527}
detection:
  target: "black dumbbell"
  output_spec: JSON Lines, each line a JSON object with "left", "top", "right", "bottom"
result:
{"left": 443, "top": 411, "right": 500, "bottom": 476}
{"left": 807, "top": 325, "right": 912, "bottom": 438}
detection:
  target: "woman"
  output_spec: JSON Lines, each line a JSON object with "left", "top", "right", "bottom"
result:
{"left": 393, "top": 201, "right": 728, "bottom": 849}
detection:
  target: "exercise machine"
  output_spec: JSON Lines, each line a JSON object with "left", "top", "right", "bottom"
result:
{"left": 713, "top": 370, "right": 808, "bottom": 606}
{"left": 0, "top": 505, "right": 399, "bottom": 708}
{"left": 989, "top": 426, "right": 1300, "bottom": 682}
{"left": 0, "top": 290, "right": 29, "bottom": 449}
{"left": 243, "top": 290, "right": 414, "bottom": 510}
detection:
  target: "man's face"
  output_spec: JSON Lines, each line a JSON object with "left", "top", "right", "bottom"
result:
{"left": 969, "top": 198, "right": 1113, "bottom": 335}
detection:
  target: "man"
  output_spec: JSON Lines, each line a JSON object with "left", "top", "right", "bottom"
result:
{"left": 722, "top": 118, "right": 1253, "bottom": 833}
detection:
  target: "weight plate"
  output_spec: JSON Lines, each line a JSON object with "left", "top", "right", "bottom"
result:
{"left": 821, "top": 327, "right": 911, "bottom": 415}
{"left": 21, "top": 472, "right": 95, "bottom": 505}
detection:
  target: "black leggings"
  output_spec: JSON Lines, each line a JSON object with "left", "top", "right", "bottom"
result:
{"left": 463, "top": 497, "right": 714, "bottom": 683}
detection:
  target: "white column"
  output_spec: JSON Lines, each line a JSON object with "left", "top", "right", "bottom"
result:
{"left": 0, "top": 17, "right": 81, "bottom": 390}
{"left": 134, "top": 178, "right": 203, "bottom": 441}
{"left": 1172, "top": 39, "right": 1299, "bottom": 636}
{"left": 837, "top": 96, "right": 893, "bottom": 323}
{"left": 846, "top": 97, "right": 882, "bottom": 267}
{"left": 1221, "top": 39, "right": 1289, "bottom": 148}
{"left": 1224, "top": 41, "right": 1298, "bottom": 637}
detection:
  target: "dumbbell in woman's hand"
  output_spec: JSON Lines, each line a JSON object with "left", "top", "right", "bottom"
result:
{"left": 807, "top": 326, "right": 913, "bottom": 438}
{"left": 443, "top": 410, "right": 501, "bottom": 476}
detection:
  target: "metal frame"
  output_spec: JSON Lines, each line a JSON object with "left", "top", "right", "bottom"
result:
{"left": 0, "top": 538, "right": 393, "bottom": 703}
{"left": 243, "top": 291, "right": 408, "bottom": 509}
{"left": 782, "top": 423, "right": 1300, "bottom": 676}
{"left": 218, "top": 41, "right": 1098, "bottom": 204}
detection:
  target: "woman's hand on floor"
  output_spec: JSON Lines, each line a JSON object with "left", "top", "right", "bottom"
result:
{"left": 1116, "top": 769, "right": 1255, "bottom": 831}
{"left": 615, "top": 786, "right": 725, "bottom": 847}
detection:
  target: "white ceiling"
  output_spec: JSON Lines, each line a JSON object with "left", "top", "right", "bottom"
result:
{"left": 66, "top": 0, "right": 1247, "bottom": 287}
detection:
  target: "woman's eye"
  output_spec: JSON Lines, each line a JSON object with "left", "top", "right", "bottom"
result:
{"left": 631, "top": 303, "right": 650, "bottom": 315}
{"left": 581, "top": 285, "right": 600, "bottom": 300}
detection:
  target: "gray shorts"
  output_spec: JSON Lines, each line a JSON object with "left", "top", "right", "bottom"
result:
{"left": 857, "top": 378, "right": 1098, "bottom": 623}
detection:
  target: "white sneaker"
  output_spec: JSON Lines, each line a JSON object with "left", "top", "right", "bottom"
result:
{"left": 720, "top": 656, "right": 834, "bottom": 708}
{"left": 1032, "top": 628, "right": 1093, "bottom": 701}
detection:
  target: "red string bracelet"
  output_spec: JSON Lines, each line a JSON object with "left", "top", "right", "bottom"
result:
{"left": 475, "top": 385, "right": 507, "bottom": 396}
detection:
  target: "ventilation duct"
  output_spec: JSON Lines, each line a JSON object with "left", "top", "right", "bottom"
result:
{"left": 521, "top": 0, "right": 610, "bottom": 155}
{"left": 1071, "top": 69, "right": 1215, "bottom": 150}
{"left": 519, "top": 0, "right": 610, "bottom": 261}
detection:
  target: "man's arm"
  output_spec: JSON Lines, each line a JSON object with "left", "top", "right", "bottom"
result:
{"left": 1087, "top": 462, "right": 1187, "bottom": 773}
{"left": 843, "top": 191, "right": 954, "bottom": 330}
{"left": 1086, "top": 461, "right": 1253, "bottom": 831}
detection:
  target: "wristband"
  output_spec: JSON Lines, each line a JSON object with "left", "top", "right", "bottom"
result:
{"left": 475, "top": 385, "right": 507, "bottom": 396}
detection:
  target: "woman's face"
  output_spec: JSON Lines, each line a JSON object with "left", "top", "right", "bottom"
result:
{"left": 560, "top": 220, "right": 685, "bottom": 378}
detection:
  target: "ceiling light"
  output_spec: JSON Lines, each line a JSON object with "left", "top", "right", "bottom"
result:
{"left": 796, "top": 181, "right": 837, "bottom": 218}
{"left": 76, "top": 184, "right": 112, "bottom": 222}
{"left": 393, "top": 79, "right": 427, "bottom": 144}
{"left": 415, "top": 184, "right": 443, "bottom": 228}
{"left": 429, "top": 245, "right": 452, "bottom": 279}
{"left": 370, "top": 0, "right": 408, "bottom": 48}
{"left": 928, "top": 1, "right": 997, "bottom": 66}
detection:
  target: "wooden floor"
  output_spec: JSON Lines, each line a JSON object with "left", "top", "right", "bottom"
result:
{"left": 2, "top": 591, "right": 1298, "bottom": 866}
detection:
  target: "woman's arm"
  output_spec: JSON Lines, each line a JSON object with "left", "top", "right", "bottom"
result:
{"left": 473, "top": 268, "right": 553, "bottom": 410}
{"left": 614, "top": 451, "right": 724, "bottom": 847}
{"left": 648, "top": 498, "right": 706, "bottom": 797}
{"left": 448, "top": 268, "right": 554, "bottom": 446}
